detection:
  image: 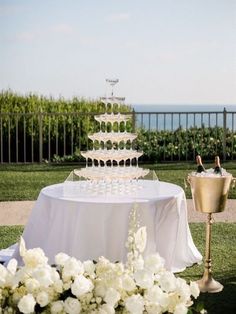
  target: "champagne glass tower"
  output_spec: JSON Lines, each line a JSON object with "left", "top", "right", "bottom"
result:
{"left": 74, "top": 79, "right": 149, "bottom": 194}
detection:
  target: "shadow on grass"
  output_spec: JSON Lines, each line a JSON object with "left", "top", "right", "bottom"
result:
{"left": 182, "top": 268, "right": 236, "bottom": 314}
{"left": 194, "top": 275, "right": 236, "bottom": 314}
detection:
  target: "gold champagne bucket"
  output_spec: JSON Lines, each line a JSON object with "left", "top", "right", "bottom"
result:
{"left": 187, "top": 174, "right": 234, "bottom": 293}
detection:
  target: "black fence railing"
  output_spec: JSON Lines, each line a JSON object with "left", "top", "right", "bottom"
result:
{"left": 0, "top": 109, "right": 235, "bottom": 163}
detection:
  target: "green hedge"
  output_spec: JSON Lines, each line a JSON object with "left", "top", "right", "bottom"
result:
{"left": 136, "top": 127, "right": 236, "bottom": 162}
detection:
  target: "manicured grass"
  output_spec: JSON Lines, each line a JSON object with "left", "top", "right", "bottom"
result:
{"left": 0, "top": 223, "right": 235, "bottom": 313}
{"left": 0, "top": 164, "right": 75, "bottom": 201}
{"left": 0, "top": 225, "right": 24, "bottom": 249}
{"left": 180, "top": 223, "right": 236, "bottom": 314}
{"left": 0, "top": 162, "right": 236, "bottom": 201}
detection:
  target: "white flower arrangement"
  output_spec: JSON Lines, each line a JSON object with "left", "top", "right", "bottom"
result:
{"left": 0, "top": 206, "right": 202, "bottom": 313}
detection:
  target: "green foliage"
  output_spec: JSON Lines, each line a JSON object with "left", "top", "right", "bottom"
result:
{"left": 0, "top": 90, "right": 132, "bottom": 162}
{"left": 136, "top": 126, "right": 236, "bottom": 162}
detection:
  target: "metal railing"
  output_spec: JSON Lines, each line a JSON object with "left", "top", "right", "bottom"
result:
{"left": 0, "top": 109, "right": 235, "bottom": 163}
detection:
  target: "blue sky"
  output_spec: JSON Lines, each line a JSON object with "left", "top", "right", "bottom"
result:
{"left": 0, "top": 0, "right": 235, "bottom": 105}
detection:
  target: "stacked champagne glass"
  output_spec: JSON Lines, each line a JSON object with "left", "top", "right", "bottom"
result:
{"left": 74, "top": 80, "right": 149, "bottom": 195}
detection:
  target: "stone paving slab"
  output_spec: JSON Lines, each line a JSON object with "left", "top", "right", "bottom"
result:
{"left": 0, "top": 199, "right": 235, "bottom": 226}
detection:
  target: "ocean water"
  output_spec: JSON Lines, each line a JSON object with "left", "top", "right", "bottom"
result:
{"left": 131, "top": 104, "right": 236, "bottom": 131}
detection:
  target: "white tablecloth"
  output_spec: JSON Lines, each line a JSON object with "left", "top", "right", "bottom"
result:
{"left": 13, "top": 180, "right": 202, "bottom": 272}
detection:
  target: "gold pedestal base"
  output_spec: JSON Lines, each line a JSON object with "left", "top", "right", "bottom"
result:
{"left": 197, "top": 275, "right": 223, "bottom": 293}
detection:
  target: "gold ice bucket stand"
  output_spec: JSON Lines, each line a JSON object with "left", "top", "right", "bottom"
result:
{"left": 187, "top": 174, "right": 234, "bottom": 293}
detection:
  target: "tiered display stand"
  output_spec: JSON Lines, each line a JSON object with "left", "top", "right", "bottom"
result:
{"left": 73, "top": 79, "right": 149, "bottom": 194}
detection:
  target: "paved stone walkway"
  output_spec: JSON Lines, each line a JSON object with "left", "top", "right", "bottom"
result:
{"left": 0, "top": 199, "right": 235, "bottom": 225}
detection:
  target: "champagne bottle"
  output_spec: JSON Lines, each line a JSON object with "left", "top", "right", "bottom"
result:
{"left": 196, "top": 155, "right": 206, "bottom": 173}
{"left": 214, "top": 156, "right": 222, "bottom": 175}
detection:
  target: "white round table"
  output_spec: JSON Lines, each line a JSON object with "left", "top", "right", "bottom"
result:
{"left": 13, "top": 180, "right": 202, "bottom": 272}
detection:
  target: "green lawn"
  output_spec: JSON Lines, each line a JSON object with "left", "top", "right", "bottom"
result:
{"left": 0, "top": 162, "right": 236, "bottom": 201}
{"left": 0, "top": 223, "right": 235, "bottom": 313}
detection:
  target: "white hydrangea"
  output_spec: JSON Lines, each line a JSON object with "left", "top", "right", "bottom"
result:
{"left": 158, "top": 271, "right": 177, "bottom": 292}
{"left": 190, "top": 281, "right": 200, "bottom": 299}
{"left": 176, "top": 277, "right": 191, "bottom": 303}
{"left": 144, "top": 253, "right": 165, "bottom": 273}
{"left": 104, "top": 287, "right": 120, "bottom": 307}
{"left": 25, "top": 278, "right": 40, "bottom": 293}
{"left": 121, "top": 274, "right": 136, "bottom": 292}
{"left": 22, "top": 247, "right": 48, "bottom": 269}
{"left": 125, "top": 294, "right": 145, "bottom": 314}
{"left": 98, "top": 303, "right": 115, "bottom": 314}
{"left": 18, "top": 294, "right": 36, "bottom": 314}
{"left": 94, "top": 281, "right": 107, "bottom": 298}
{"left": 83, "top": 260, "right": 96, "bottom": 277}
{"left": 146, "top": 303, "right": 163, "bottom": 314}
{"left": 31, "top": 266, "right": 53, "bottom": 287}
{"left": 173, "top": 302, "right": 188, "bottom": 314}
{"left": 62, "top": 257, "right": 84, "bottom": 281}
{"left": 134, "top": 269, "right": 154, "bottom": 289}
{"left": 55, "top": 252, "right": 70, "bottom": 266}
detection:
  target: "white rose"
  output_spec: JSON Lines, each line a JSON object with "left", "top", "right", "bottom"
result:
{"left": 122, "top": 274, "right": 136, "bottom": 291}
{"left": 64, "top": 297, "right": 81, "bottom": 314}
{"left": 83, "top": 260, "right": 96, "bottom": 276}
{"left": 125, "top": 294, "right": 145, "bottom": 314}
{"left": 145, "top": 285, "right": 163, "bottom": 302}
{"left": 176, "top": 278, "right": 191, "bottom": 303}
{"left": 25, "top": 278, "right": 40, "bottom": 293}
{"left": 23, "top": 248, "right": 48, "bottom": 269}
{"left": 134, "top": 269, "right": 154, "bottom": 289}
{"left": 144, "top": 253, "right": 165, "bottom": 273}
{"left": 145, "top": 286, "right": 169, "bottom": 309}
{"left": 36, "top": 290, "right": 50, "bottom": 307}
{"left": 134, "top": 227, "right": 147, "bottom": 252}
{"left": 190, "top": 281, "right": 200, "bottom": 299}
{"left": 98, "top": 304, "right": 115, "bottom": 314}
{"left": 62, "top": 258, "right": 84, "bottom": 280}
{"left": 158, "top": 271, "right": 177, "bottom": 292}
{"left": 18, "top": 294, "right": 36, "bottom": 314}
{"left": 51, "top": 300, "right": 64, "bottom": 313}
{"left": 32, "top": 266, "right": 53, "bottom": 287}
{"left": 71, "top": 275, "right": 94, "bottom": 297}
{"left": 55, "top": 252, "right": 70, "bottom": 266}
{"left": 104, "top": 288, "right": 120, "bottom": 307}
{"left": 174, "top": 303, "right": 188, "bottom": 314}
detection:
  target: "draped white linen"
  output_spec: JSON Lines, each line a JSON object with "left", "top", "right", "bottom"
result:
{"left": 12, "top": 180, "right": 202, "bottom": 272}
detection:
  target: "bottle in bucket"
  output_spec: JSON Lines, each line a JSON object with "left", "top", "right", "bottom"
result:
{"left": 196, "top": 155, "right": 206, "bottom": 173}
{"left": 214, "top": 156, "right": 222, "bottom": 175}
